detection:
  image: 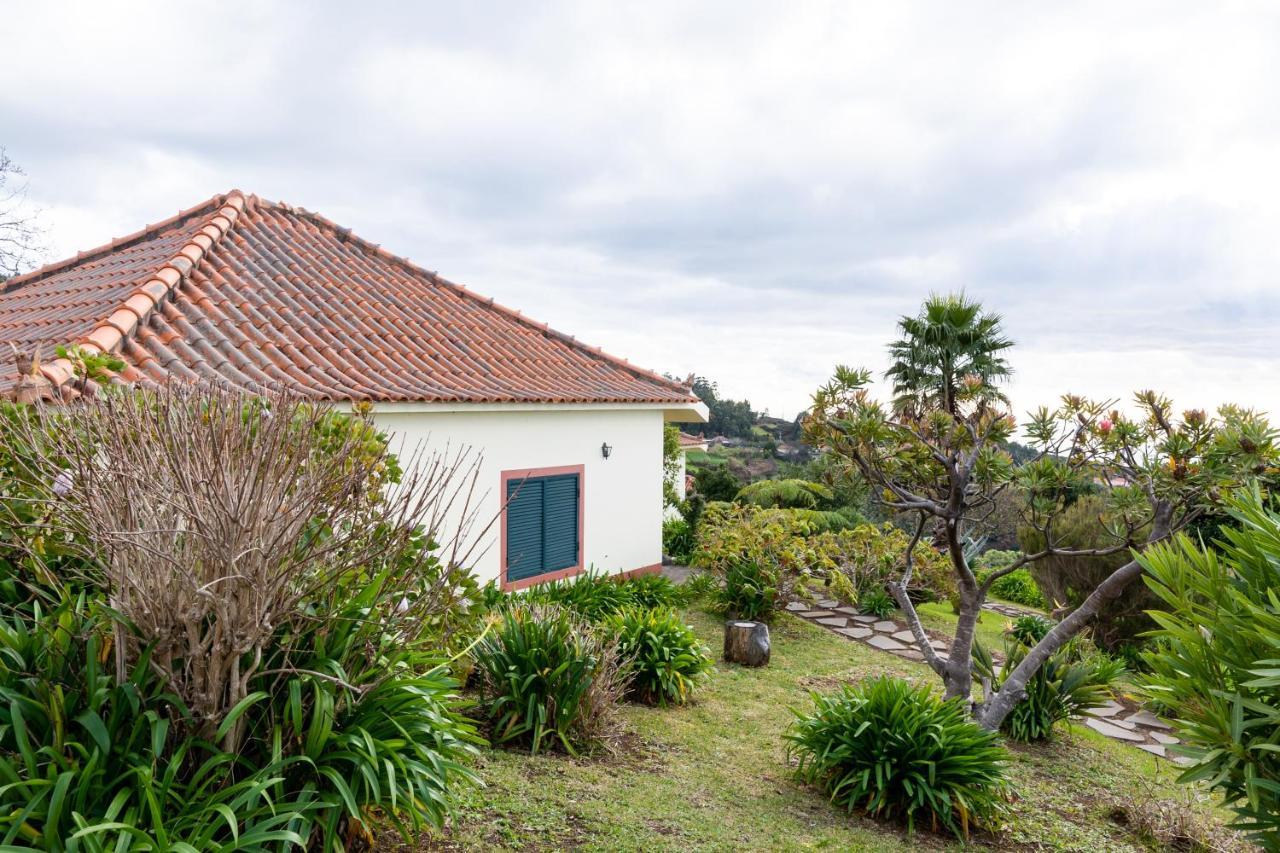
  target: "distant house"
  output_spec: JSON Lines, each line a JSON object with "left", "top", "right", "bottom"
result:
{"left": 0, "top": 191, "right": 707, "bottom": 589}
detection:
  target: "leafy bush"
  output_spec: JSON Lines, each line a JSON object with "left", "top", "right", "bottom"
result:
{"left": 0, "top": 389, "right": 488, "bottom": 847}
{"left": 1019, "top": 495, "right": 1156, "bottom": 649}
{"left": 472, "top": 604, "right": 629, "bottom": 755}
{"left": 693, "top": 465, "right": 742, "bottom": 502}
{"left": 985, "top": 567, "right": 1046, "bottom": 609}
{"left": 859, "top": 588, "right": 897, "bottom": 619}
{"left": 509, "top": 570, "right": 687, "bottom": 621}
{"left": 975, "top": 615, "right": 1124, "bottom": 742}
{"left": 785, "top": 676, "right": 1008, "bottom": 839}
{"left": 693, "top": 504, "right": 954, "bottom": 614}
{"left": 735, "top": 479, "right": 833, "bottom": 510}
{"left": 1140, "top": 490, "right": 1280, "bottom": 846}
{"left": 663, "top": 517, "right": 695, "bottom": 563}
{"left": 718, "top": 556, "right": 781, "bottom": 621}
{"left": 606, "top": 607, "right": 712, "bottom": 706}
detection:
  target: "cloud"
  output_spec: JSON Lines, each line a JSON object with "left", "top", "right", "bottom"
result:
{"left": 3, "top": 1, "right": 1278, "bottom": 422}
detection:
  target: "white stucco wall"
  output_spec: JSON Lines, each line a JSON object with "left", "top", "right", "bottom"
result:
{"left": 372, "top": 405, "right": 669, "bottom": 585}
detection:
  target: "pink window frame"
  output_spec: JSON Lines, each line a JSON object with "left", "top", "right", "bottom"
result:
{"left": 499, "top": 464, "right": 585, "bottom": 591}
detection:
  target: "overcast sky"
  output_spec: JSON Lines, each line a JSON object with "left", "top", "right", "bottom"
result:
{"left": 4, "top": 1, "right": 1279, "bottom": 422}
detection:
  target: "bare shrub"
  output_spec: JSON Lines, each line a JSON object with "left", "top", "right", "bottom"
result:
{"left": 15, "top": 384, "right": 489, "bottom": 749}
{"left": 1107, "top": 788, "right": 1258, "bottom": 852}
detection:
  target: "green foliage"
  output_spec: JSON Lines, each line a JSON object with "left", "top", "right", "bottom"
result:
{"left": 885, "top": 292, "right": 1014, "bottom": 416}
{"left": 662, "top": 423, "right": 683, "bottom": 509}
{"left": 975, "top": 616, "right": 1125, "bottom": 742}
{"left": 785, "top": 676, "right": 1009, "bottom": 839}
{"left": 0, "top": 583, "right": 482, "bottom": 848}
{"left": 985, "top": 567, "right": 1046, "bottom": 610}
{"left": 55, "top": 344, "right": 126, "bottom": 390}
{"left": 1140, "top": 489, "right": 1280, "bottom": 847}
{"left": 694, "top": 465, "right": 742, "bottom": 502}
{"left": 735, "top": 479, "right": 833, "bottom": 510}
{"left": 472, "top": 604, "right": 628, "bottom": 755}
{"left": 718, "top": 556, "right": 780, "bottom": 622}
{"left": 859, "top": 588, "right": 896, "bottom": 619}
{"left": 509, "top": 570, "right": 688, "bottom": 622}
{"left": 1019, "top": 495, "right": 1152, "bottom": 647}
{"left": 693, "top": 504, "right": 954, "bottom": 616}
{"left": 606, "top": 607, "right": 712, "bottom": 706}
{"left": 690, "top": 376, "right": 756, "bottom": 439}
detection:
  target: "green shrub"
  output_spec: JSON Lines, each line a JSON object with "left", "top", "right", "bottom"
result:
{"left": 1140, "top": 490, "right": 1280, "bottom": 847}
{"left": 974, "top": 615, "right": 1124, "bottom": 742}
{"left": 507, "top": 570, "right": 686, "bottom": 622}
{"left": 607, "top": 607, "right": 712, "bottom": 706}
{"left": 785, "top": 676, "right": 1008, "bottom": 839}
{"left": 985, "top": 566, "right": 1046, "bottom": 609}
{"left": 680, "top": 571, "right": 718, "bottom": 602}
{"left": 472, "top": 604, "right": 629, "bottom": 755}
{"left": 735, "top": 479, "right": 833, "bottom": 510}
{"left": 663, "top": 517, "right": 695, "bottom": 563}
{"left": 718, "top": 556, "right": 781, "bottom": 621}
{"left": 859, "top": 588, "right": 897, "bottom": 619}
{"left": 693, "top": 465, "right": 741, "bottom": 502}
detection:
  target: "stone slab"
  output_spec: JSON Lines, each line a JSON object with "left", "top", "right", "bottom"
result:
{"left": 1126, "top": 710, "right": 1172, "bottom": 730}
{"left": 1137, "top": 744, "right": 1166, "bottom": 757}
{"left": 835, "top": 606, "right": 859, "bottom": 615}
{"left": 1084, "top": 718, "right": 1147, "bottom": 743}
{"left": 891, "top": 630, "right": 916, "bottom": 643}
{"left": 1084, "top": 700, "right": 1125, "bottom": 719}
{"left": 817, "top": 599, "right": 840, "bottom": 609}
{"left": 785, "top": 601, "right": 810, "bottom": 612}
{"left": 929, "top": 639, "right": 948, "bottom": 650}
{"left": 816, "top": 616, "right": 849, "bottom": 627}
{"left": 895, "top": 649, "right": 924, "bottom": 661}
{"left": 799, "top": 610, "right": 834, "bottom": 618}
{"left": 866, "top": 635, "right": 907, "bottom": 651}
{"left": 872, "top": 620, "right": 898, "bottom": 632}
{"left": 837, "top": 626, "right": 873, "bottom": 640}
{"left": 1151, "top": 731, "right": 1179, "bottom": 745}
{"left": 852, "top": 615, "right": 878, "bottom": 624}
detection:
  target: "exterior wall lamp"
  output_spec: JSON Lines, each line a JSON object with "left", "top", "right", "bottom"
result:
{"left": 601, "top": 441, "right": 612, "bottom": 459}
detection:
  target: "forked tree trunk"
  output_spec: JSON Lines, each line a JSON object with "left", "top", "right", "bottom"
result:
{"left": 723, "top": 620, "right": 771, "bottom": 667}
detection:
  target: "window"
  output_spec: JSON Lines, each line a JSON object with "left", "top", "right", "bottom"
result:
{"left": 501, "top": 465, "right": 583, "bottom": 589}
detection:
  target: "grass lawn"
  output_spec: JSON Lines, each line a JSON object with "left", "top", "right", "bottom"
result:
{"left": 390, "top": 607, "right": 1234, "bottom": 852}
{"left": 915, "top": 600, "right": 1014, "bottom": 652}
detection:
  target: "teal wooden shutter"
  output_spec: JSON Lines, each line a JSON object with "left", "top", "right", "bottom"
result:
{"left": 541, "top": 474, "right": 580, "bottom": 572}
{"left": 505, "top": 478, "right": 545, "bottom": 582}
{"left": 505, "top": 472, "right": 580, "bottom": 582}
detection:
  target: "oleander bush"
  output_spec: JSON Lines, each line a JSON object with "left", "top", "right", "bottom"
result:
{"left": 785, "top": 676, "right": 1008, "bottom": 839}
{"left": 472, "top": 604, "right": 630, "bottom": 755}
{"left": 606, "top": 606, "right": 712, "bottom": 706}
{"left": 974, "top": 615, "right": 1125, "bottom": 742}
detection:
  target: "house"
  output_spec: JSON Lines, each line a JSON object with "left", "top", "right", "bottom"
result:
{"left": 0, "top": 191, "right": 707, "bottom": 590}
{"left": 667, "top": 431, "right": 709, "bottom": 515}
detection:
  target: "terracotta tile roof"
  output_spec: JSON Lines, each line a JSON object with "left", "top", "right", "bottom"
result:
{"left": 677, "top": 431, "right": 708, "bottom": 448}
{"left": 0, "top": 191, "right": 698, "bottom": 405}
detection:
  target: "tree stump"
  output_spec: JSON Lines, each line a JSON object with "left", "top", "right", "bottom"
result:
{"left": 723, "top": 620, "right": 770, "bottom": 667}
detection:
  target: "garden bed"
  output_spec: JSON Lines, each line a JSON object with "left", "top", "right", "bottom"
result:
{"left": 389, "top": 608, "right": 1239, "bottom": 851}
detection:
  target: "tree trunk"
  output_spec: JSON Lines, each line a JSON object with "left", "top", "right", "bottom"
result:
{"left": 723, "top": 620, "right": 770, "bottom": 667}
{"left": 975, "top": 556, "right": 1145, "bottom": 730}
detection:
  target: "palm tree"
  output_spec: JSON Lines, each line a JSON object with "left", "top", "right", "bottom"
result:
{"left": 885, "top": 293, "right": 1013, "bottom": 417}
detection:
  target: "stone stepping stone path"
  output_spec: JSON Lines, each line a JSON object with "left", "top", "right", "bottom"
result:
{"left": 785, "top": 596, "right": 1188, "bottom": 764}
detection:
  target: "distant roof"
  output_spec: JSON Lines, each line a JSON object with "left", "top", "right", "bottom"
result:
{"left": 0, "top": 191, "right": 698, "bottom": 405}
{"left": 677, "top": 431, "right": 708, "bottom": 448}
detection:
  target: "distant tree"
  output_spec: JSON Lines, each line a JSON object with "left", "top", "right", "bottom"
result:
{"left": 690, "top": 376, "right": 756, "bottom": 439}
{"left": 693, "top": 465, "right": 741, "bottom": 503}
{"left": 0, "top": 149, "right": 41, "bottom": 278}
